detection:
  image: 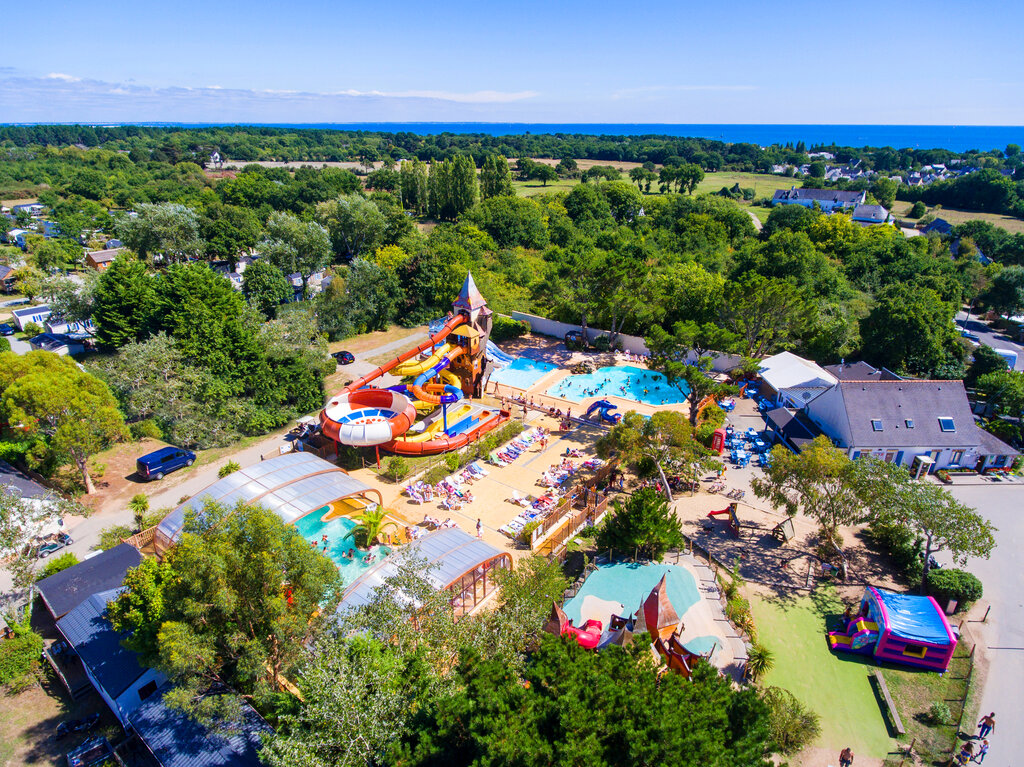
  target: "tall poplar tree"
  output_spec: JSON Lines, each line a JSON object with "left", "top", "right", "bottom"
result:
{"left": 480, "top": 154, "right": 514, "bottom": 199}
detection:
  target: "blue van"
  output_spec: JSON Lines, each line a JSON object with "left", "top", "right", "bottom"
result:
{"left": 136, "top": 446, "right": 196, "bottom": 480}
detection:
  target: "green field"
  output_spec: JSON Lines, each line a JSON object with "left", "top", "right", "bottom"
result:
{"left": 750, "top": 588, "right": 895, "bottom": 761}
{"left": 513, "top": 168, "right": 786, "bottom": 203}
{"left": 892, "top": 201, "right": 1024, "bottom": 234}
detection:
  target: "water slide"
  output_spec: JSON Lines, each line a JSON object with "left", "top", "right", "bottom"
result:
{"left": 585, "top": 399, "right": 622, "bottom": 424}
{"left": 392, "top": 343, "right": 453, "bottom": 377}
{"left": 409, "top": 346, "right": 466, "bottom": 405}
{"left": 562, "top": 619, "right": 603, "bottom": 650}
{"left": 486, "top": 340, "right": 515, "bottom": 367}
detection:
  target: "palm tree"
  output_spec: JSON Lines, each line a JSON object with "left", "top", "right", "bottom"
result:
{"left": 129, "top": 493, "right": 149, "bottom": 531}
{"left": 350, "top": 506, "right": 399, "bottom": 548}
{"left": 745, "top": 643, "right": 775, "bottom": 683}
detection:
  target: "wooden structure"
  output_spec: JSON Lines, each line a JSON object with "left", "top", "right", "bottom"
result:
{"left": 635, "top": 574, "right": 682, "bottom": 641}
{"left": 771, "top": 517, "right": 795, "bottom": 544}
{"left": 654, "top": 631, "right": 707, "bottom": 680}
{"left": 707, "top": 502, "right": 741, "bottom": 538}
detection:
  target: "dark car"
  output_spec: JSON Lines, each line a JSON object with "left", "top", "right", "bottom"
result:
{"left": 136, "top": 445, "right": 196, "bottom": 481}
{"left": 55, "top": 713, "right": 100, "bottom": 741}
{"left": 35, "top": 531, "right": 73, "bottom": 559}
{"left": 564, "top": 330, "right": 585, "bottom": 349}
{"left": 332, "top": 350, "right": 355, "bottom": 365}
{"left": 0, "top": 323, "right": 14, "bottom": 336}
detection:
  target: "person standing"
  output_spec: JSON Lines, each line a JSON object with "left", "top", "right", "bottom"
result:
{"left": 476, "top": 518, "right": 483, "bottom": 538}
{"left": 973, "top": 739, "right": 989, "bottom": 763}
{"left": 978, "top": 712, "right": 996, "bottom": 738}
{"left": 839, "top": 747, "right": 854, "bottom": 767}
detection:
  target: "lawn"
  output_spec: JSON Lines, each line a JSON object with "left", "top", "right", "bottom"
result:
{"left": 891, "top": 201, "right": 1024, "bottom": 235}
{"left": 749, "top": 587, "right": 895, "bottom": 761}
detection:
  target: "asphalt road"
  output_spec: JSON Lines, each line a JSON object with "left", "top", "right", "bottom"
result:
{"left": 943, "top": 481, "right": 1024, "bottom": 766}
{"left": 957, "top": 310, "right": 1024, "bottom": 371}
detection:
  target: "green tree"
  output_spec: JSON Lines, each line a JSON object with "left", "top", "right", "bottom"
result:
{"left": 14, "top": 267, "right": 47, "bottom": 302}
{"left": 677, "top": 162, "right": 705, "bottom": 194}
{"left": 129, "top": 493, "right": 149, "bottom": 530}
{"left": 399, "top": 158, "right": 429, "bottom": 214}
{"left": 535, "top": 164, "right": 559, "bottom": 186}
{"left": 983, "top": 265, "right": 1024, "bottom": 317}
{"left": 200, "top": 203, "right": 263, "bottom": 263}
{"left": 480, "top": 154, "right": 514, "bottom": 199}
{"left": 343, "top": 258, "right": 405, "bottom": 331}
{"left": 316, "top": 194, "right": 387, "bottom": 261}
{"left": 466, "top": 196, "right": 549, "bottom": 249}
{"left": 564, "top": 182, "right": 612, "bottom": 224}
{"left": 107, "top": 500, "right": 342, "bottom": 719}
{"left": 261, "top": 212, "right": 333, "bottom": 297}
{"left": 643, "top": 330, "right": 739, "bottom": 426}
{"left": 722, "top": 275, "right": 816, "bottom": 357}
{"left": 855, "top": 458, "right": 996, "bottom": 593}
{"left": 859, "top": 283, "right": 960, "bottom": 376}
{"left": 752, "top": 436, "right": 865, "bottom": 544}
{"left": 242, "top": 259, "right": 293, "bottom": 318}
{"left": 600, "top": 180, "right": 644, "bottom": 221}
{"left": 965, "top": 344, "right": 1009, "bottom": 386}
{"left": 350, "top": 505, "right": 399, "bottom": 548}
{"left": 595, "top": 487, "right": 684, "bottom": 560}
{"left": 975, "top": 369, "right": 1024, "bottom": 417}
{"left": 870, "top": 178, "right": 898, "bottom": 208}
{"left": 0, "top": 482, "right": 83, "bottom": 592}
{"left": 117, "top": 202, "right": 202, "bottom": 263}
{"left": 808, "top": 161, "right": 826, "bottom": 178}
{"left": 0, "top": 351, "right": 127, "bottom": 494}
{"left": 909, "top": 200, "right": 927, "bottom": 218}
{"left": 92, "top": 255, "right": 158, "bottom": 350}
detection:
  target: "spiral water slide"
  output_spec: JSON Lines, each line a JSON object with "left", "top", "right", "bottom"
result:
{"left": 320, "top": 314, "right": 465, "bottom": 446}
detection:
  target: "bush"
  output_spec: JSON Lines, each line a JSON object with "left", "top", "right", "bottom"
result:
{"left": 21, "top": 321, "right": 43, "bottom": 337}
{"left": 444, "top": 452, "right": 460, "bottom": 472}
{"left": 0, "top": 629, "right": 44, "bottom": 686}
{"left": 218, "top": 460, "right": 241, "bottom": 479}
{"left": 36, "top": 551, "right": 79, "bottom": 581}
{"left": 910, "top": 200, "right": 927, "bottom": 218}
{"left": 518, "top": 520, "right": 540, "bottom": 545}
{"left": 926, "top": 568, "right": 983, "bottom": 607}
{"left": 383, "top": 456, "right": 409, "bottom": 482}
{"left": 865, "top": 517, "right": 923, "bottom": 582}
{"left": 97, "top": 523, "right": 134, "bottom": 551}
{"left": 929, "top": 701, "right": 952, "bottom": 726}
{"left": 0, "top": 337, "right": 9, "bottom": 353}
{"left": 694, "top": 422, "right": 717, "bottom": 447}
{"left": 491, "top": 314, "right": 529, "bottom": 343}
{"left": 697, "top": 402, "right": 726, "bottom": 429}
{"left": 762, "top": 687, "right": 822, "bottom": 754}
{"left": 591, "top": 335, "right": 611, "bottom": 352}
{"left": 130, "top": 419, "right": 163, "bottom": 441}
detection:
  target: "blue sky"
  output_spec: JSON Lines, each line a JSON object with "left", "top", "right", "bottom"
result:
{"left": 2, "top": 0, "right": 1023, "bottom": 124}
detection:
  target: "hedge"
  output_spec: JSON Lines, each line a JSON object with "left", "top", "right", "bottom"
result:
{"left": 491, "top": 315, "right": 529, "bottom": 343}
{"left": 0, "top": 630, "right": 44, "bottom": 686}
{"left": 421, "top": 421, "right": 525, "bottom": 486}
{"left": 926, "top": 568, "right": 983, "bottom": 607}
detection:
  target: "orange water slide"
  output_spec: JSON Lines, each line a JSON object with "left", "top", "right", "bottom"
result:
{"left": 408, "top": 346, "right": 466, "bottom": 405}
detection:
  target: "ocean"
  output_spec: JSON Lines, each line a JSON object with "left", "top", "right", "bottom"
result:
{"left": 164, "top": 122, "right": 1024, "bottom": 153}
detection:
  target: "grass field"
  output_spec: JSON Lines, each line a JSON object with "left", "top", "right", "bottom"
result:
{"left": 891, "top": 201, "right": 1024, "bottom": 234}
{"left": 750, "top": 587, "right": 895, "bottom": 761}
{"left": 513, "top": 168, "right": 786, "bottom": 202}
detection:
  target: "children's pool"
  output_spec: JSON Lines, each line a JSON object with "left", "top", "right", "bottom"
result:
{"left": 563, "top": 562, "right": 700, "bottom": 628}
{"left": 489, "top": 356, "right": 559, "bottom": 390}
{"left": 293, "top": 509, "right": 391, "bottom": 586}
{"left": 546, "top": 365, "right": 691, "bottom": 406}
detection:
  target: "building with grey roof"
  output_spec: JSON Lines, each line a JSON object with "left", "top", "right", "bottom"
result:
{"left": 852, "top": 204, "right": 893, "bottom": 226}
{"left": 55, "top": 588, "right": 166, "bottom": 726}
{"left": 37, "top": 543, "right": 142, "bottom": 620}
{"left": 771, "top": 187, "right": 866, "bottom": 212}
{"left": 805, "top": 379, "right": 1018, "bottom": 475}
{"left": 0, "top": 459, "right": 51, "bottom": 500}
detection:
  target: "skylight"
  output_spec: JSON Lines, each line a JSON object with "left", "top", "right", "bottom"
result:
{"left": 871, "top": 419, "right": 883, "bottom": 432}
{"left": 905, "top": 419, "right": 914, "bottom": 428}
{"left": 938, "top": 417, "right": 956, "bottom": 432}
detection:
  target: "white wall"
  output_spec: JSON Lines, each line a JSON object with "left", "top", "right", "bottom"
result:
{"left": 804, "top": 385, "right": 853, "bottom": 446}
{"left": 113, "top": 667, "right": 166, "bottom": 727}
{"left": 506, "top": 311, "right": 743, "bottom": 373}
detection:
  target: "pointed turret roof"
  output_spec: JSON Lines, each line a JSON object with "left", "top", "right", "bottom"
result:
{"left": 542, "top": 602, "right": 570, "bottom": 636}
{"left": 640, "top": 574, "right": 680, "bottom": 637}
{"left": 453, "top": 272, "right": 488, "bottom": 312}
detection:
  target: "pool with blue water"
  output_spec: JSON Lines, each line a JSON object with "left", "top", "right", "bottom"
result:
{"left": 293, "top": 509, "right": 391, "bottom": 586}
{"left": 546, "top": 365, "right": 691, "bottom": 406}
{"left": 489, "top": 356, "right": 559, "bottom": 390}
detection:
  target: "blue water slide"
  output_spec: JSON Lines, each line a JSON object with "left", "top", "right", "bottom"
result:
{"left": 486, "top": 341, "right": 515, "bottom": 366}
{"left": 413, "top": 357, "right": 463, "bottom": 404}
{"left": 585, "top": 399, "right": 621, "bottom": 424}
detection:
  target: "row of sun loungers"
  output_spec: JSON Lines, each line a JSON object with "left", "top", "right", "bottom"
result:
{"left": 487, "top": 427, "right": 543, "bottom": 466}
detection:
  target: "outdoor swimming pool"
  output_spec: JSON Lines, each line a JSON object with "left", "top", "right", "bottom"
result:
{"left": 563, "top": 561, "right": 700, "bottom": 629}
{"left": 293, "top": 509, "right": 391, "bottom": 585}
{"left": 489, "top": 356, "right": 559, "bottom": 390}
{"left": 546, "top": 365, "right": 691, "bottom": 405}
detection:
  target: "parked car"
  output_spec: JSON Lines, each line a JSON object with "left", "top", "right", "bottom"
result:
{"left": 136, "top": 446, "right": 196, "bottom": 481}
{"left": 332, "top": 350, "right": 355, "bottom": 365}
{"left": 960, "top": 330, "right": 980, "bottom": 343}
{"left": 55, "top": 713, "right": 100, "bottom": 741}
{"left": 0, "top": 323, "right": 14, "bottom": 336}
{"left": 35, "top": 531, "right": 73, "bottom": 559}
{"left": 564, "top": 330, "right": 585, "bottom": 349}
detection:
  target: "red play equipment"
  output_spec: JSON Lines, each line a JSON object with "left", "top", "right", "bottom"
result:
{"left": 707, "top": 502, "right": 740, "bottom": 537}
{"left": 563, "top": 619, "right": 603, "bottom": 649}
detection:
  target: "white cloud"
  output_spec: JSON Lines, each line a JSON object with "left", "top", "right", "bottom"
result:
{"left": 45, "top": 72, "right": 81, "bottom": 82}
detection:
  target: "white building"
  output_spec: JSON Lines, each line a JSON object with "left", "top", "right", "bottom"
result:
{"left": 758, "top": 351, "right": 838, "bottom": 408}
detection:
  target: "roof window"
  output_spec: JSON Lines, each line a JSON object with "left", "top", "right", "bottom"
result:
{"left": 871, "top": 419, "right": 883, "bottom": 432}
{"left": 938, "top": 417, "right": 956, "bottom": 432}
{"left": 905, "top": 419, "right": 914, "bottom": 428}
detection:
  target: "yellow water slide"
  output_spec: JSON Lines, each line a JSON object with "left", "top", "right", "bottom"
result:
{"left": 392, "top": 344, "right": 452, "bottom": 377}
{"left": 399, "top": 403, "right": 474, "bottom": 443}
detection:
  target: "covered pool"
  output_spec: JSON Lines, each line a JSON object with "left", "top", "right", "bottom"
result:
{"left": 293, "top": 509, "right": 391, "bottom": 586}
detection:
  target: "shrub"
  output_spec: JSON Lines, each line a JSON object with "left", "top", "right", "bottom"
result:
{"left": 0, "top": 629, "right": 44, "bottom": 686}
{"left": 444, "top": 452, "right": 460, "bottom": 472}
{"left": 21, "top": 321, "right": 43, "bottom": 337}
{"left": 130, "top": 419, "right": 163, "bottom": 440}
{"left": 929, "top": 701, "right": 952, "bottom": 726}
{"left": 518, "top": 520, "right": 540, "bottom": 546}
{"left": 87, "top": 460, "right": 106, "bottom": 479}
{"left": 910, "top": 200, "right": 927, "bottom": 218}
{"left": 491, "top": 314, "right": 529, "bottom": 343}
{"left": 694, "top": 422, "right": 717, "bottom": 447}
{"left": 745, "top": 643, "right": 775, "bottom": 682}
{"left": 218, "top": 460, "right": 241, "bottom": 479}
{"left": 926, "top": 568, "right": 983, "bottom": 608}
{"left": 97, "top": 523, "right": 134, "bottom": 551}
{"left": 36, "top": 551, "right": 79, "bottom": 581}
{"left": 564, "top": 334, "right": 585, "bottom": 351}
{"left": 865, "top": 517, "right": 923, "bottom": 582}
{"left": 591, "top": 335, "right": 611, "bottom": 352}
{"left": 762, "top": 686, "right": 822, "bottom": 754}
{"left": 697, "top": 402, "right": 726, "bottom": 429}
{"left": 383, "top": 456, "right": 409, "bottom": 482}
{"left": 595, "top": 488, "right": 683, "bottom": 561}
{"left": 0, "top": 337, "right": 9, "bottom": 353}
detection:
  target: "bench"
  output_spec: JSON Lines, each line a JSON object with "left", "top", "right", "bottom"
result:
{"left": 872, "top": 669, "right": 906, "bottom": 735}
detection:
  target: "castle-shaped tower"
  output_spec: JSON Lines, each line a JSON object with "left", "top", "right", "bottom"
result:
{"left": 449, "top": 272, "right": 492, "bottom": 397}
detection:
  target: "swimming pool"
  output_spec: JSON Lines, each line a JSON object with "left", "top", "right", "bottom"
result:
{"left": 546, "top": 365, "right": 691, "bottom": 406}
{"left": 563, "top": 562, "right": 700, "bottom": 628}
{"left": 293, "top": 509, "right": 391, "bottom": 586}
{"left": 489, "top": 356, "right": 559, "bottom": 390}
